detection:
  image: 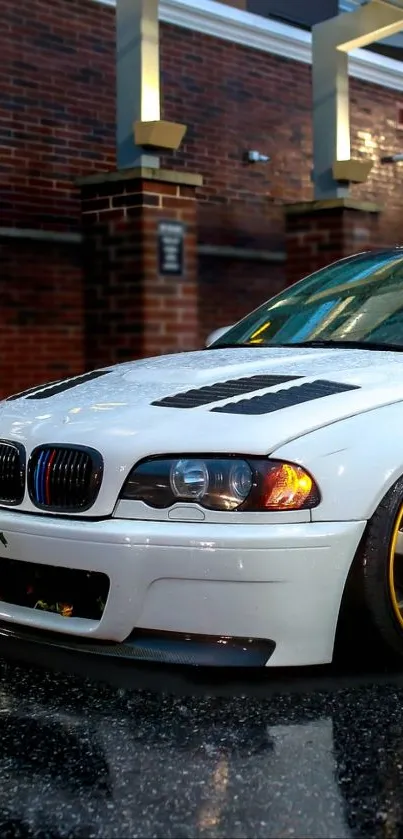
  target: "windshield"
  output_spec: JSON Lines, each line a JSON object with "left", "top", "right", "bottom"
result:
{"left": 209, "top": 250, "right": 403, "bottom": 350}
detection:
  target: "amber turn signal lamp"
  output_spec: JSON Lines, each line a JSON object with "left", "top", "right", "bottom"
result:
{"left": 262, "top": 462, "right": 318, "bottom": 510}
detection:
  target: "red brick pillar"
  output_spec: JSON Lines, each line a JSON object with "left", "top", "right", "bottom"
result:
{"left": 285, "top": 199, "right": 381, "bottom": 285}
{"left": 78, "top": 168, "right": 202, "bottom": 370}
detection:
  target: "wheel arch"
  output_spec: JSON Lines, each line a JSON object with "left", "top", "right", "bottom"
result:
{"left": 334, "top": 473, "right": 403, "bottom": 664}
{"left": 271, "top": 401, "right": 403, "bottom": 523}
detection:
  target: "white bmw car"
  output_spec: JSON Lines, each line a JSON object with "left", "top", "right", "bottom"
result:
{"left": 2, "top": 248, "right": 403, "bottom": 672}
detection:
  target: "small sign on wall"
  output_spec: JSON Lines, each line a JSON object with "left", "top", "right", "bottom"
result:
{"left": 158, "top": 220, "right": 185, "bottom": 276}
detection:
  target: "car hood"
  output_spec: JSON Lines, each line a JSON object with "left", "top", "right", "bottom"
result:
{"left": 3, "top": 345, "right": 403, "bottom": 448}
{"left": 2, "top": 346, "right": 403, "bottom": 515}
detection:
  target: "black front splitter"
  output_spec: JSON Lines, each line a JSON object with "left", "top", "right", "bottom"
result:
{"left": 1, "top": 622, "right": 403, "bottom": 697}
{"left": 0, "top": 621, "right": 280, "bottom": 695}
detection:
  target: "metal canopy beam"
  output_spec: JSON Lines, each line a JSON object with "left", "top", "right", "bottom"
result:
{"left": 116, "top": 0, "right": 160, "bottom": 169}
{"left": 312, "top": 0, "right": 403, "bottom": 199}
{"left": 116, "top": 0, "right": 187, "bottom": 170}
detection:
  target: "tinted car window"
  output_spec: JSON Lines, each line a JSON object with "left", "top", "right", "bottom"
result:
{"left": 210, "top": 251, "right": 403, "bottom": 349}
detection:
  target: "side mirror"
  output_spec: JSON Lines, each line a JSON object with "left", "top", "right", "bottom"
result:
{"left": 205, "top": 325, "right": 233, "bottom": 347}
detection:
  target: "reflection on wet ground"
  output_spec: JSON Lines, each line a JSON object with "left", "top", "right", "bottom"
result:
{"left": 1, "top": 661, "right": 403, "bottom": 838}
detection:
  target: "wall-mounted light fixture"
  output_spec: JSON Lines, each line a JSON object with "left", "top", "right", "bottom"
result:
{"left": 332, "top": 158, "right": 373, "bottom": 183}
{"left": 134, "top": 120, "right": 187, "bottom": 152}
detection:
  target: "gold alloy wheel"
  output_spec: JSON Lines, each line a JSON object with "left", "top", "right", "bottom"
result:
{"left": 388, "top": 504, "right": 403, "bottom": 629}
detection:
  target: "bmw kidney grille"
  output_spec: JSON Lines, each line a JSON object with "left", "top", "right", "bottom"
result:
{"left": 0, "top": 441, "right": 25, "bottom": 505}
{"left": 27, "top": 445, "right": 104, "bottom": 512}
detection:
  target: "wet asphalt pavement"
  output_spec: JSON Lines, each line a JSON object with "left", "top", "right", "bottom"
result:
{"left": 1, "top": 660, "right": 403, "bottom": 838}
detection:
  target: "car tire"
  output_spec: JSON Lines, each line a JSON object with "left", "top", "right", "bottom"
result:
{"left": 361, "top": 476, "right": 403, "bottom": 661}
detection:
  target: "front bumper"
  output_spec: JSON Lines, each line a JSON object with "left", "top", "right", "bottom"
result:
{"left": 0, "top": 510, "right": 366, "bottom": 668}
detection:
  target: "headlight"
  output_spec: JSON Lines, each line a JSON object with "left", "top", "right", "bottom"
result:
{"left": 120, "top": 456, "right": 320, "bottom": 512}
{"left": 171, "top": 459, "right": 210, "bottom": 500}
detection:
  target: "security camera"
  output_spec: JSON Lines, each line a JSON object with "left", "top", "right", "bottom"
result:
{"left": 246, "top": 150, "right": 271, "bottom": 164}
{"left": 380, "top": 153, "right": 403, "bottom": 163}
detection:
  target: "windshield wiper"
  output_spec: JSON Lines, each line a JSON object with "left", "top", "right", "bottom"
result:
{"left": 277, "top": 340, "right": 403, "bottom": 352}
{"left": 206, "top": 343, "right": 245, "bottom": 350}
{"left": 207, "top": 340, "right": 403, "bottom": 352}
{"left": 207, "top": 342, "right": 296, "bottom": 350}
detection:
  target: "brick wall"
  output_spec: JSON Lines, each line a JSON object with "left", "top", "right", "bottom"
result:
{"left": 4, "top": 0, "right": 403, "bottom": 239}
{"left": 2, "top": 0, "right": 403, "bottom": 395}
{"left": 1, "top": 0, "right": 115, "bottom": 231}
{"left": 0, "top": 240, "right": 84, "bottom": 396}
